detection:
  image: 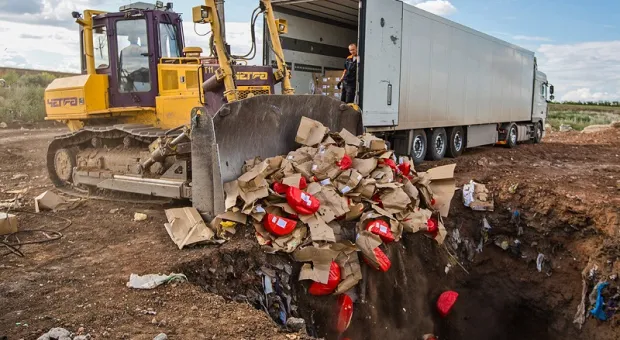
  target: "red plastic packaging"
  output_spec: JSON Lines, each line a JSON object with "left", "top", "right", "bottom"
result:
{"left": 426, "top": 218, "right": 439, "bottom": 237}
{"left": 397, "top": 162, "right": 411, "bottom": 176}
{"left": 379, "top": 158, "right": 397, "bottom": 171}
{"left": 272, "top": 182, "right": 288, "bottom": 194}
{"left": 273, "top": 177, "right": 308, "bottom": 194}
{"left": 437, "top": 290, "right": 459, "bottom": 317}
{"left": 336, "top": 294, "right": 354, "bottom": 333}
{"left": 263, "top": 213, "right": 297, "bottom": 236}
{"left": 366, "top": 219, "right": 395, "bottom": 243}
{"left": 362, "top": 247, "right": 392, "bottom": 272}
{"left": 337, "top": 154, "right": 353, "bottom": 170}
{"left": 308, "top": 261, "right": 341, "bottom": 296}
{"left": 299, "top": 176, "right": 308, "bottom": 190}
{"left": 286, "top": 186, "right": 320, "bottom": 215}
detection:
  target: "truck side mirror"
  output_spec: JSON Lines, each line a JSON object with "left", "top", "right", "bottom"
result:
{"left": 550, "top": 85, "right": 554, "bottom": 95}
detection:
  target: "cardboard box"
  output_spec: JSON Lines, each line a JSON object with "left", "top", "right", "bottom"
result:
{"left": 0, "top": 212, "right": 18, "bottom": 235}
{"left": 164, "top": 207, "right": 215, "bottom": 249}
{"left": 296, "top": 117, "right": 329, "bottom": 146}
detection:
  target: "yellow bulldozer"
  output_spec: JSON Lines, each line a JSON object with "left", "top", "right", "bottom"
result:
{"left": 44, "top": 0, "right": 361, "bottom": 219}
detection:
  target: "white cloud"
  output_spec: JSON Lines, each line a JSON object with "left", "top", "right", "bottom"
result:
{"left": 0, "top": 18, "right": 262, "bottom": 72}
{"left": 0, "top": 1, "right": 118, "bottom": 28}
{"left": 512, "top": 35, "right": 552, "bottom": 42}
{"left": 404, "top": 0, "right": 457, "bottom": 16}
{"left": 561, "top": 88, "right": 620, "bottom": 102}
{"left": 537, "top": 41, "right": 620, "bottom": 102}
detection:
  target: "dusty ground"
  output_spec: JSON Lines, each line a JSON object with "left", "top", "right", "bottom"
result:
{"left": 1, "top": 126, "right": 619, "bottom": 339}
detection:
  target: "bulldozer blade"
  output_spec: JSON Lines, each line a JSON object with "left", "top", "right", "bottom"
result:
{"left": 191, "top": 95, "right": 362, "bottom": 219}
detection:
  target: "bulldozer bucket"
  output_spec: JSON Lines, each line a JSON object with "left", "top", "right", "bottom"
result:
{"left": 191, "top": 95, "right": 362, "bottom": 219}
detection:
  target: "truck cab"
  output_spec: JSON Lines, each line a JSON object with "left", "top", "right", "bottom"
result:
{"left": 78, "top": 2, "right": 184, "bottom": 108}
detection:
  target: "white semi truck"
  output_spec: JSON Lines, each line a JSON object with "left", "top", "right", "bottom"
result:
{"left": 265, "top": 0, "right": 555, "bottom": 163}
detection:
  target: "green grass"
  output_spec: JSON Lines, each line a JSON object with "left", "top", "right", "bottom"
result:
{"left": 548, "top": 104, "right": 620, "bottom": 131}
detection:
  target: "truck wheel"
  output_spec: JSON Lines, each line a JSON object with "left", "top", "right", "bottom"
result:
{"left": 507, "top": 124, "right": 518, "bottom": 148}
{"left": 410, "top": 130, "right": 427, "bottom": 165}
{"left": 446, "top": 127, "right": 464, "bottom": 158}
{"left": 533, "top": 122, "right": 543, "bottom": 144}
{"left": 426, "top": 128, "right": 447, "bottom": 161}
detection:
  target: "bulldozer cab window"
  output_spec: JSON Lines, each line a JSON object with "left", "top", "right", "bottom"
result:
{"left": 160, "top": 23, "right": 180, "bottom": 58}
{"left": 93, "top": 26, "right": 109, "bottom": 69}
{"left": 116, "top": 19, "right": 151, "bottom": 93}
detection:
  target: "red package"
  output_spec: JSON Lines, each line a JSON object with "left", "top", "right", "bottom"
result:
{"left": 379, "top": 158, "right": 397, "bottom": 171}
{"left": 286, "top": 186, "right": 320, "bottom": 215}
{"left": 272, "top": 182, "right": 288, "bottom": 194}
{"left": 366, "top": 219, "right": 395, "bottom": 243}
{"left": 308, "top": 262, "right": 341, "bottom": 296}
{"left": 263, "top": 213, "right": 297, "bottom": 236}
{"left": 397, "top": 162, "right": 411, "bottom": 176}
{"left": 437, "top": 290, "right": 459, "bottom": 317}
{"left": 362, "top": 247, "right": 391, "bottom": 272}
{"left": 337, "top": 154, "right": 353, "bottom": 170}
{"left": 273, "top": 177, "right": 308, "bottom": 194}
{"left": 430, "top": 198, "right": 436, "bottom": 206}
{"left": 335, "top": 294, "right": 354, "bottom": 333}
{"left": 299, "top": 176, "right": 308, "bottom": 190}
{"left": 426, "top": 218, "right": 439, "bottom": 237}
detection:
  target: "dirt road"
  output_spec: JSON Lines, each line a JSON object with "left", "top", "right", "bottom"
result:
{"left": 1, "top": 127, "right": 618, "bottom": 339}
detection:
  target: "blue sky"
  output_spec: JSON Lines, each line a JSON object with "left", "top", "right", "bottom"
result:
{"left": 0, "top": 0, "right": 618, "bottom": 101}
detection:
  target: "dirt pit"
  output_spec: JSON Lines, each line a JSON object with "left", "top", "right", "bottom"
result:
{"left": 178, "top": 192, "right": 618, "bottom": 340}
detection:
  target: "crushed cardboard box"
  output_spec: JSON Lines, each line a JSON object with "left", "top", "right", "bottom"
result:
{"left": 463, "top": 180, "right": 494, "bottom": 211}
{"left": 0, "top": 212, "right": 18, "bottom": 235}
{"left": 164, "top": 207, "right": 216, "bottom": 249}
{"left": 34, "top": 191, "right": 82, "bottom": 212}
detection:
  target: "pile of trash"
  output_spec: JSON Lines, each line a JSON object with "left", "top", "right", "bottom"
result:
{"left": 574, "top": 260, "right": 620, "bottom": 327}
{"left": 186, "top": 117, "right": 458, "bottom": 333}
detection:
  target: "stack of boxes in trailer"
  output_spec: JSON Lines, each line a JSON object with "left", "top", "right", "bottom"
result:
{"left": 312, "top": 70, "right": 342, "bottom": 100}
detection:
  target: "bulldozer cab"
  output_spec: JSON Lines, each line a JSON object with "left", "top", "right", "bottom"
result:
{"left": 79, "top": 3, "right": 184, "bottom": 108}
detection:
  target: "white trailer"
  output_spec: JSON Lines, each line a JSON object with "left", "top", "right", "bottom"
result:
{"left": 265, "top": 0, "right": 554, "bottom": 163}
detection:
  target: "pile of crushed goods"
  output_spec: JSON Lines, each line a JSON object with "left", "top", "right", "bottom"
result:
{"left": 174, "top": 117, "right": 459, "bottom": 338}
{"left": 168, "top": 117, "right": 620, "bottom": 339}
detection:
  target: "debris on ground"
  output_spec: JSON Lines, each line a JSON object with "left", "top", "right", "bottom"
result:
{"left": 36, "top": 327, "right": 91, "bottom": 340}
{"left": 153, "top": 333, "right": 168, "bottom": 340}
{"left": 0, "top": 122, "right": 7, "bottom": 128}
{"left": 462, "top": 180, "right": 494, "bottom": 211}
{"left": 133, "top": 212, "right": 148, "bottom": 221}
{"left": 126, "top": 273, "right": 187, "bottom": 289}
{"left": 164, "top": 207, "right": 215, "bottom": 249}
{"left": 0, "top": 212, "right": 18, "bottom": 235}
{"left": 559, "top": 124, "right": 573, "bottom": 132}
{"left": 11, "top": 173, "right": 28, "bottom": 180}
{"left": 34, "top": 191, "right": 82, "bottom": 212}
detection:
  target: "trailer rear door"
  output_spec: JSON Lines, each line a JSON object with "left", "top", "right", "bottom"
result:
{"left": 359, "top": 0, "right": 402, "bottom": 126}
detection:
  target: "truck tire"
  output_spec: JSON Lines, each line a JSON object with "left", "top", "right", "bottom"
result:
{"left": 410, "top": 130, "right": 427, "bottom": 165}
{"left": 426, "top": 128, "right": 447, "bottom": 161}
{"left": 506, "top": 124, "right": 518, "bottom": 148}
{"left": 533, "top": 122, "right": 543, "bottom": 144}
{"left": 446, "top": 127, "right": 465, "bottom": 158}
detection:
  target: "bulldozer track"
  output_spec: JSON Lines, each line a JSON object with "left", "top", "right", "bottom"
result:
{"left": 46, "top": 124, "right": 182, "bottom": 204}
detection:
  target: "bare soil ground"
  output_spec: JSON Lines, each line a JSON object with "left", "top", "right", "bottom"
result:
{"left": 1, "top": 127, "right": 619, "bottom": 339}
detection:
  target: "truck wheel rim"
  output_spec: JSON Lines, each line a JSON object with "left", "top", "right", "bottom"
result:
{"left": 510, "top": 127, "right": 517, "bottom": 144}
{"left": 413, "top": 136, "right": 425, "bottom": 159}
{"left": 536, "top": 125, "right": 542, "bottom": 140}
{"left": 454, "top": 132, "right": 463, "bottom": 151}
{"left": 435, "top": 134, "right": 445, "bottom": 155}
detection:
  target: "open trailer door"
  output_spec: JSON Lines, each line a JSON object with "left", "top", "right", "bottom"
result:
{"left": 359, "top": 0, "right": 403, "bottom": 127}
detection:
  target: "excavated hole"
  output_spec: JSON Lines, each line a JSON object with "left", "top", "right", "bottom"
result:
{"left": 177, "top": 205, "right": 586, "bottom": 340}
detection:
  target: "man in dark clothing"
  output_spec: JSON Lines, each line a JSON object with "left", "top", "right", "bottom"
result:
{"left": 337, "top": 44, "right": 358, "bottom": 104}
